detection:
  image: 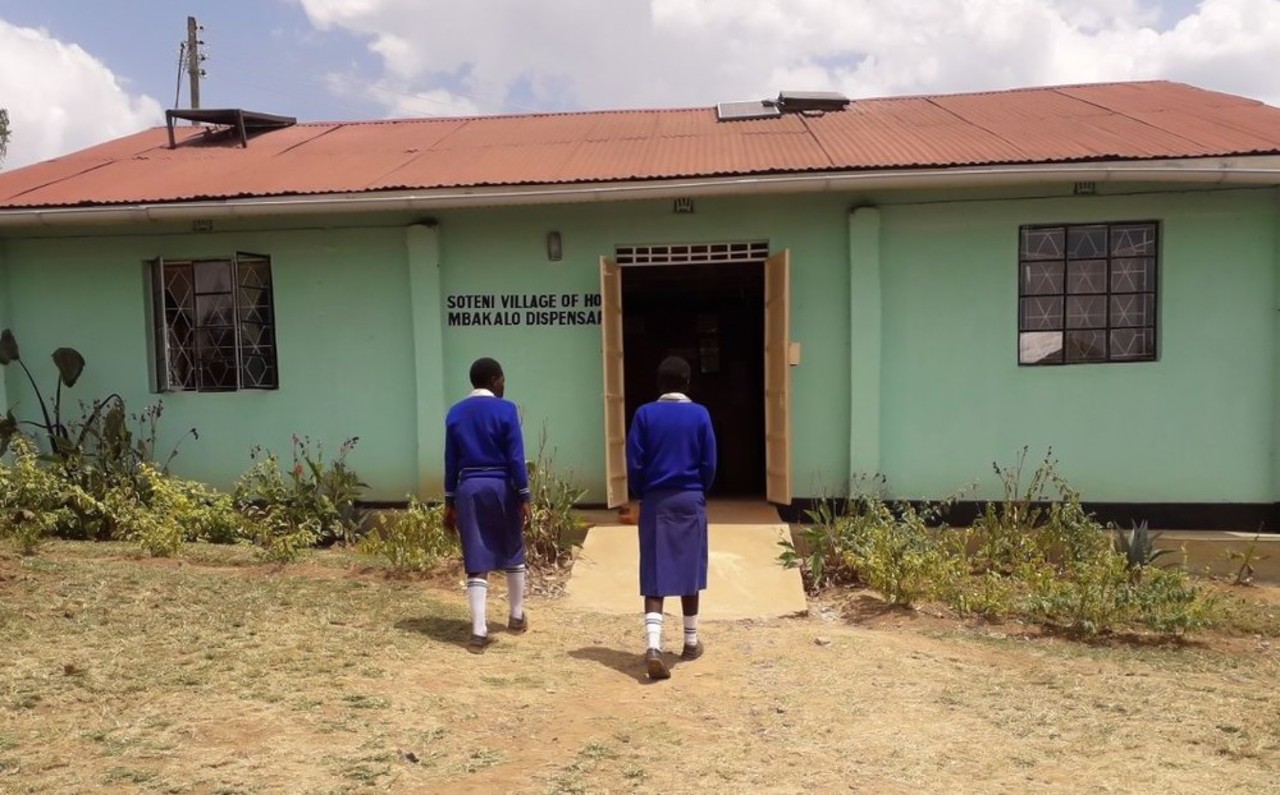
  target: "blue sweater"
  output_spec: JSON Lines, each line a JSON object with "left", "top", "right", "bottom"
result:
{"left": 444, "top": 395, "right": 530, "bottom": 504}
{"left": 626, "top": 399, "right": 717, "bottom": 498}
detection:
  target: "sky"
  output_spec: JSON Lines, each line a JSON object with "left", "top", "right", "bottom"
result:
{"left": 1, "top": 0, "right": 1279, "bottom": 169}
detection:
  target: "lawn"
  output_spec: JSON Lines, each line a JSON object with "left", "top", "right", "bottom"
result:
{"left": 2, "top": 541, "right": 1279, "bottom": 794}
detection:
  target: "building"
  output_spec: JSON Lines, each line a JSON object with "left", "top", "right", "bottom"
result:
{"left": 2, "top": 81, "right": 1279, "bottom": 528}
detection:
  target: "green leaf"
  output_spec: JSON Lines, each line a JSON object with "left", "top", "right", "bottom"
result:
{"left": 0, "top": 329, "right": 18, "bottom": 364}
{"left": 52, "top": 348, "right": 85, "bottom": 387}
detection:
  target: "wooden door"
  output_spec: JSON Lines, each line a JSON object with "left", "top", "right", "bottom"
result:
{"left": 600, "top": 256, "right": 628, "bottom": 508}
{"left": 764, "top": 249, "right": 792, "bottom": 506}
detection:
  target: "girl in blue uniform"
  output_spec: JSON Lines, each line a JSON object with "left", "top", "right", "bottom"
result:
{"left": 626, "top": 356, "right": 717, "bottom": 680}
{"left": 443, "top": 357, "right": 531, "bottom": 653}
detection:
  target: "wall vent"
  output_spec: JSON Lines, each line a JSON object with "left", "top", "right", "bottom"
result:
{"left": 614, "top": 240, "right": 769, "bottom": 265}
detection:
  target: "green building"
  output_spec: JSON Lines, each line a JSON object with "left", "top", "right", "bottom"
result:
{"left": 2, "top": 81, "right": 1280, "bottom": 528}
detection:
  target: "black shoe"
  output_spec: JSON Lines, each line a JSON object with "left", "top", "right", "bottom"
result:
{"left": 681, "top": 640, "right": 704, "bottom": 661}
{"left": 508, "top": 613, "right": 528, "bottom": 634}
{"left": 468, "top": 634, "right": 495, "bottom": 654}
{"left": 645, "top": 648, "right": 670, "bottom": 680}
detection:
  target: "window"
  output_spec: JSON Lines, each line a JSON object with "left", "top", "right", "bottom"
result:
{"left": 1018, "top": 222, "right": 1158, "bottom": 365}
{"left": 150, "top": 253, "right": 278, "bottom": 392}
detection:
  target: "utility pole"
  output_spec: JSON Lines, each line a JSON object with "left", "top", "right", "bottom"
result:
{"left": 186, "top": 16, "right": 204, "bottom": 110}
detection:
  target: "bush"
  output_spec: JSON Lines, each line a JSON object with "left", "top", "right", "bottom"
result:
{"left": 1133, "top": 566, "right": 1218, "bottom": 635}
{"left": 111, "top": 470, "right": 247, "bottom": 556}
{"left": 779, "top": 476, "right": 960, "bottom": 603}
{"left": 524, "top": 429, "right": 587, "bottom": 569}
{"left": 172, "top": 480, "right": 245, "bottom": 545}
{"left": 359, "top": 497, "right": 458, "bottom": 574}
{"left": 854, "top": 504, "right": 951, "bottom": 606}
{"left": 0, "top": 437, "right": 97, "bottom": 554}
{"left": 780, "top": 449, "right": 1221, "bottom": 638}
{"left": 104, "top": 465, "right": 186, "bottom": 558}
{"left": 235, "top": 436, "right": 367, "bottom": 558}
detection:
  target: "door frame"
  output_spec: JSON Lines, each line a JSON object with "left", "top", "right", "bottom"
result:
{"left": 599, "top": 244, "right": 792, "bottom": 508}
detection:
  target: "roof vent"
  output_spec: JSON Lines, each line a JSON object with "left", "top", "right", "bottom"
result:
{"left": 776, "top": 91, "right": 851, "bottom": 113}
{"left": 165, "top": 108, "right": 297, "bottom": 149}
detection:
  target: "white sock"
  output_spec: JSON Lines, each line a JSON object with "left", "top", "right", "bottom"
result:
{"left": 505, "top": 565, "right": 526, "bottom": 620}
{"left": 644, "top": 612, "right": 664, "bottom": 651}
{"left": 683, "top": 615, "right": 699, "bottom": 647}
{"left": 467, "top": 578, "right": 488, "bottom": 637}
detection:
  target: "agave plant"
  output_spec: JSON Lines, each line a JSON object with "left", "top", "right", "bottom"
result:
{"left": 1115, "top": 519, "right": 1172, "bottom": 572}
{"left": 0, "top": 328, "right": 90, "bottom": 456}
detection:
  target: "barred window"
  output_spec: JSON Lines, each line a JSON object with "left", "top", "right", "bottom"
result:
{"left": 150, "top": 253, "right": 278, "bottom": 392}
{"left": 1018, "top": 222, "right": 1158, "bottom": 366}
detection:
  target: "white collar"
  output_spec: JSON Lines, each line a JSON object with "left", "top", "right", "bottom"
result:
{"left": 469, "top": 388, "right": 496, "bottom": 398}
{"left": 658, "top": 392, "right": 691, "bottom": 403}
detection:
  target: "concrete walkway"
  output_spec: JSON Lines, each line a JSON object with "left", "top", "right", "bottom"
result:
{"left": 562, "top": 502, "right": 809, "bottom": 620}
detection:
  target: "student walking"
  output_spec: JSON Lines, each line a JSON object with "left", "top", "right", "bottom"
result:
{"left": 443, "top": 357, "right": 531, "bottom": 653}
{"left": 626, "top": 356, "right": 717, "bottom": 680}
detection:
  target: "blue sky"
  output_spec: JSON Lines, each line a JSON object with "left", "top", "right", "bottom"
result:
{"left": 1, "top": 1, "right": 1277, "bottom": 167}
{"left": 0, "top": 0, "right": 385, "bottom": 121}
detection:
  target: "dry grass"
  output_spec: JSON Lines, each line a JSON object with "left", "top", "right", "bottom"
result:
{"left": 2, "top": 541, "right": 1279, "bottom": 794}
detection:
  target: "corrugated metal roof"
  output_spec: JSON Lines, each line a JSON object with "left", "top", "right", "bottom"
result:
{"left": 2, "top": 80, "right": 1279, "bottom": 210}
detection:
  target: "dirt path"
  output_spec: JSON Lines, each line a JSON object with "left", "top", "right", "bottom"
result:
{"left": 2, "top": 545, "right": 1278, "bottom": 793}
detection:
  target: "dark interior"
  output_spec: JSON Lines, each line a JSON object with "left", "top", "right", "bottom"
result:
{"left": 622, "top": 262, "right": 765, "bottom": 497}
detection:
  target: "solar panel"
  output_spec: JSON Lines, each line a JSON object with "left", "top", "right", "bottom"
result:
{"left": 716, "top": 100, "right": 782, "bottom": 121}
{"left": 776, "top": 91, "right": 851, "bottom": 112}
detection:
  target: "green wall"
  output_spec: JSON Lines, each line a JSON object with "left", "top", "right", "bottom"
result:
{"left": 0, "top": 239, "right": 10, "bottom": 410}
{"left": 2, "top": 185, "right": 1277, "bottom": 508}
{"left": 432, "top": 194, "right": 853, "bottom": 499}
{"left": 4, "top": 227, "right": 419, "bottom": 497}
{"left": 879, "top": 189, "right": 1279, "bottom": 503}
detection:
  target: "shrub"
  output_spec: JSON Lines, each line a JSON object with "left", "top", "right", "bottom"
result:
{"left": 0, "top": 437, "right": 97, "bottom": 554}
{"left": 777, "top": 476, "right": 890, "bottom": 593}
{"left": 246, "top": 511, "right": 320, "bottom": 564}
{"left": 104, "top": 465, "right": 186, "bottom": 558}
{"left": 1133, "top": 566, "right": 1218, "bottom": 635}
{"left": 781, "top": 449, "right": 1220, "bottom": 638}
{"left": 779, "top": 476, "right": 962, "bottom": 604}
{"left": 235, "top": 436, "right": 367, "bottom": 556}
{"left": 172, "top": 480, "right": 245, "bottom": 545}
{"left": 524, "top": 429, "right": 587, "bottom": 569}
{"left": 359, "top": 497, "right": 458, "bottom": 574}
{"left": 854, "top": 504, "right": 951, "bottom": 606}
{"left": 1020, "top": 545, "right": 1132, "bottom": 635}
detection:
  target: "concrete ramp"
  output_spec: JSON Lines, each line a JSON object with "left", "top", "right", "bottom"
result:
{"left": 562, "top": 519, "right": 809, "bottom": 620}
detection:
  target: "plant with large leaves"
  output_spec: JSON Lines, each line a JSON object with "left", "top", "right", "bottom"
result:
{"left": 0, "top": 328, "right": 96, "bottom": 456}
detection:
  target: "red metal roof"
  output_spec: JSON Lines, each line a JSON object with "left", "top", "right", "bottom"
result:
{"left": 2, "top": 80, "right": 1279, "bottom": 210}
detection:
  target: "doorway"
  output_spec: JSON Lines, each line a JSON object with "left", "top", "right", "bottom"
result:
{"left": 620, "top": 262, "right": 766, "bottom": 497}
{"left": 599, "top": 246, "right": 791, "bottom": 509}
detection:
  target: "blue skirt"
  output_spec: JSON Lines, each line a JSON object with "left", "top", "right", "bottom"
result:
{"left": 638, "top": 489, "right": 708, "bottom": 597}
{"left": 456, "top": 477, "right": 525, "bottom": 574}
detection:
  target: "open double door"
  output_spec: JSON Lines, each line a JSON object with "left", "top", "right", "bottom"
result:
{"left": 599, "top": 250, "right": 792, "bottom": 508}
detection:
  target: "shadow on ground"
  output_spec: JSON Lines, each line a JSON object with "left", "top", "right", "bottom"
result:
{"left": 396, "top": 616, "right": 473, "bottom": 648}
{"left": 570, "top": 645, "right": 689, "bottom": 685}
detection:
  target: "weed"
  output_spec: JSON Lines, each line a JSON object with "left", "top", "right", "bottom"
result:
{"left": 525, "top": 427, "right": 588, "bottom": 570}
{"left": 0, "top": 436, "right": 98, "bottom": 554}
{"left": 236, "top": 436, "right": 367, "bottom": 552}
{"left": 1225, "top": 530, "right": 1271, "bottom": 586}
{"left": 782, "top": 449, "right": 1219, "bottom": 638}
{"left": 358, "top": 497, "right": 457, "bottom": 573}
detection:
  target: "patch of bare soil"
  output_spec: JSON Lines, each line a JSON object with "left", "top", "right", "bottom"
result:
{"left": 1, "top": 543, "right": 1278, "bottom": 794}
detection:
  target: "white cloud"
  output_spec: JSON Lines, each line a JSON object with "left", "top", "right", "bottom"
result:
{"left": 297, "top": 0, "right": 1280, "bottom": 115}
{"left": 325, "top": 73, "right": 481, "bottom": 118}
{"left": 0, "top": 19, "right": 162, "bottom": 169}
